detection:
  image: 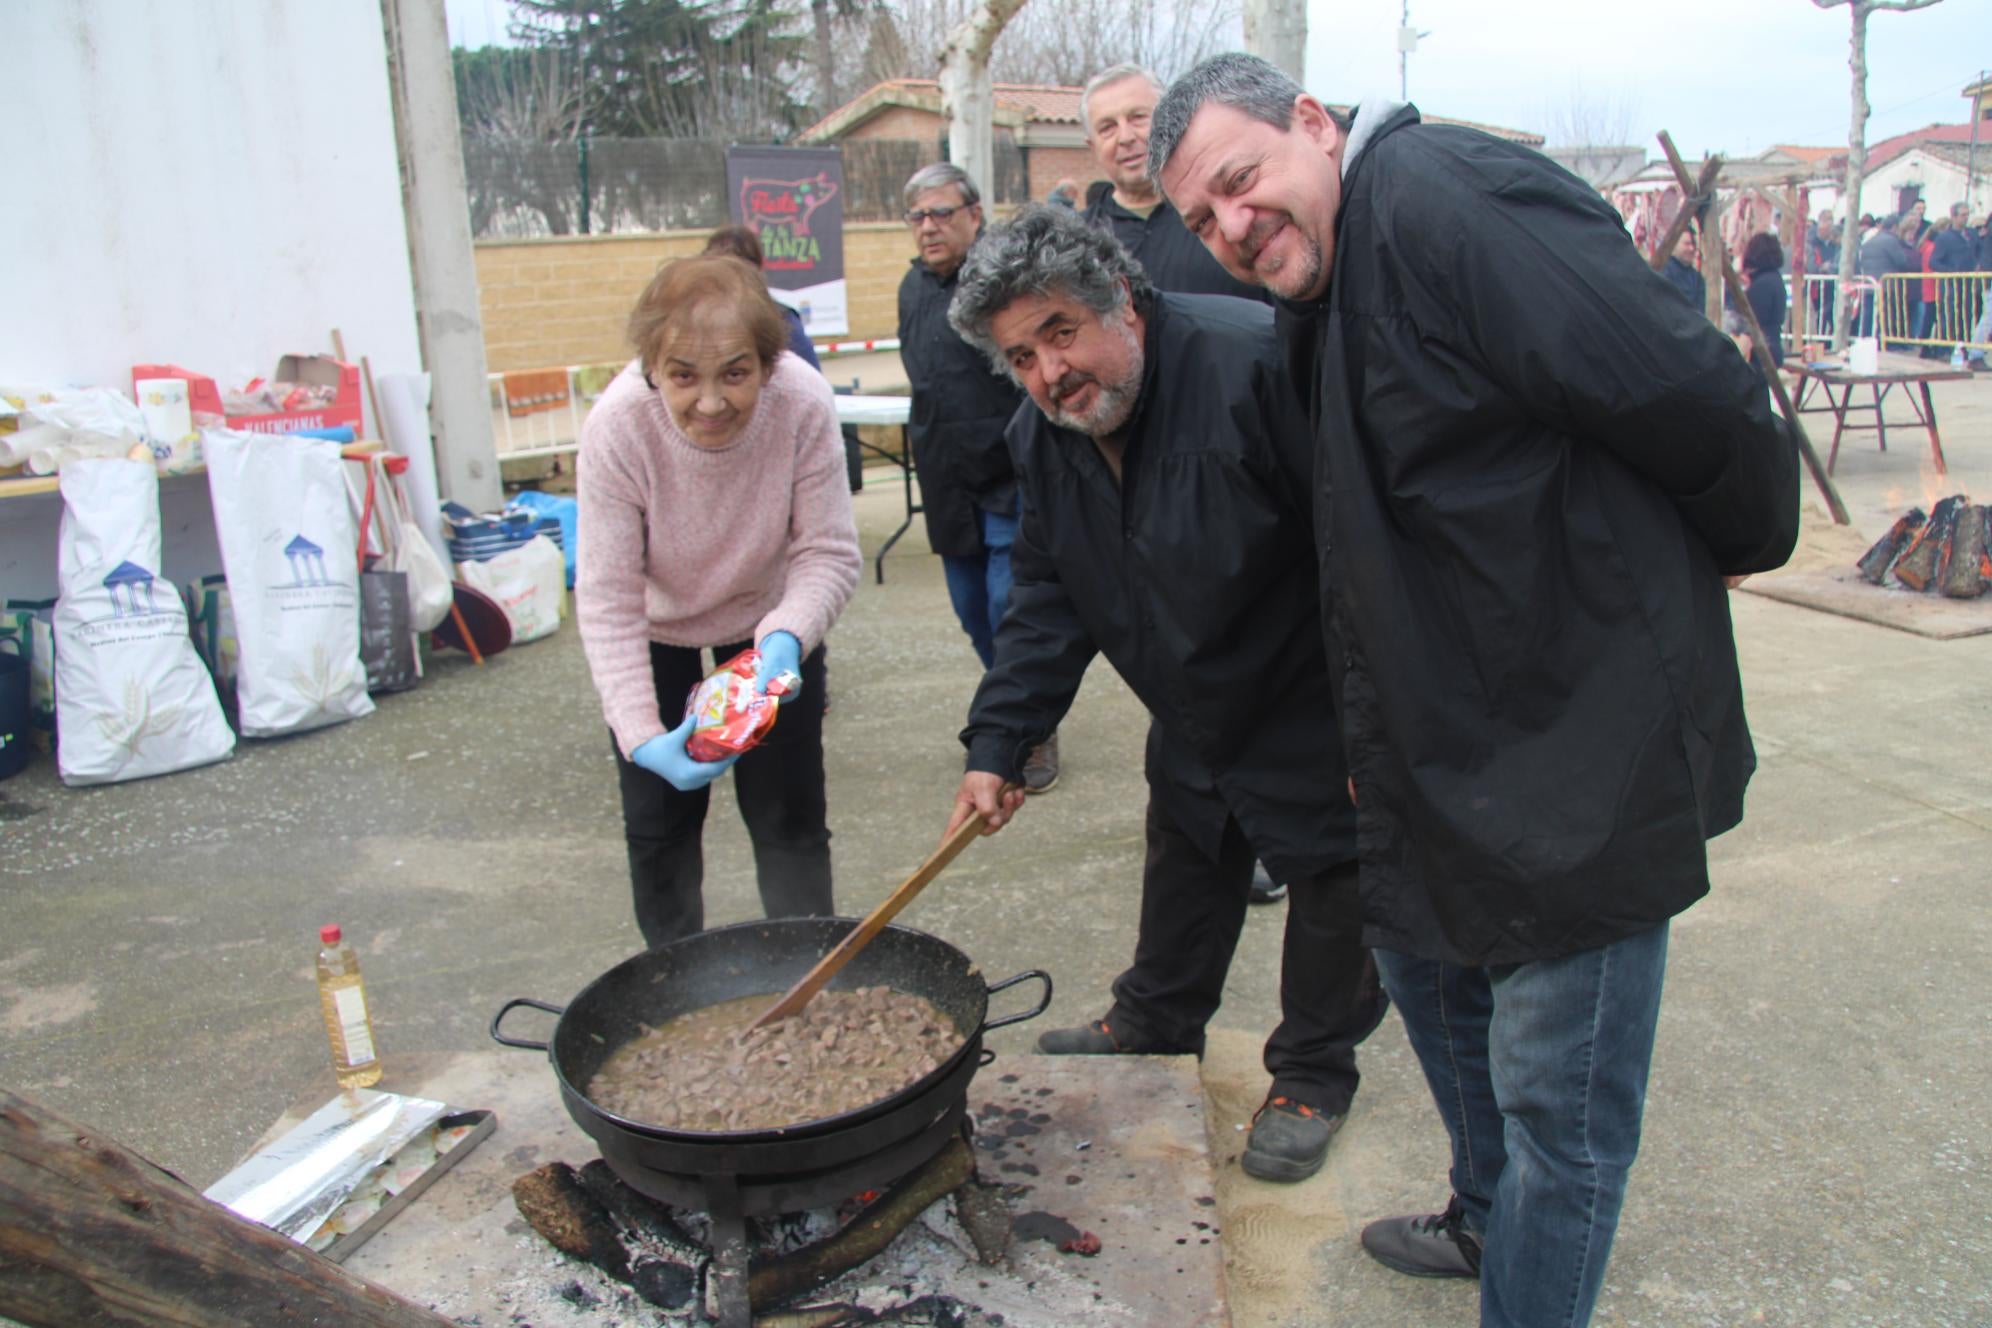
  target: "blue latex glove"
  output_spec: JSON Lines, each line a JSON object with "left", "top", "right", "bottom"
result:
{"left": 631, "top": 716, "right": 740, "bottom": 791}
{"left": 755, "top": 630, "right": 804, "bottom": 704}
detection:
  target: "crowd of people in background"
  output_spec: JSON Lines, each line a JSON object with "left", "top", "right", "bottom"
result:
{"left": 1817, "top": 199, "right": 1992, "bottom": 361}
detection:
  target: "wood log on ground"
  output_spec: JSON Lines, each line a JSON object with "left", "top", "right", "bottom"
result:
{"left": 748, "top": 1136, "right": 977, "bottom": 1311}
{"left": 1936, "top": 504, "right": 1989, "bottom": 599}
{"left": 0, "top": 1088, "right": 455, "bottom": 1328}
{"left": 952, "top": 1177, "right": 1013, "bottom": 1267}
{"left": 1891, "top": 495, "right": 1963, "bottom": 591}
{"left": 1857, "top": 507, "right": 1926, "bottom": 583}
{"left": 574, "top": 1158, "right": 702, "bottom": 1258}
{"left": 511, "top": 1161, "right": 630, "bottom": 1282}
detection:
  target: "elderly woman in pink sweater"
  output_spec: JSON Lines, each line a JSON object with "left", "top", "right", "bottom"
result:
{"left": 578, "top": 255, "right": 861, "bottom": 948}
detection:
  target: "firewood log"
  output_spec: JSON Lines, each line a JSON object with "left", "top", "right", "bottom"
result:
{"left": 1856, "top": 507, "right": 1925, "bottom": 584}
{"left": 1892, "top": 496, "right": 1963, "bottom": 591}
{"left": 1938, "top": 505, "right": 1989, "bottom": 598}
{"left": 511, "top": 1161, "right": 630, "bottom": 1282}
{"left": 747, "top": 1136, "right": 976, "bottom": 1310}
{"left": 0, "top": 1089, "right": 454, "bottom": 1328}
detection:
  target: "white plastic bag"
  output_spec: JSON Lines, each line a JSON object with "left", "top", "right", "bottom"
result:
{"left": 379, "top": 461, "right": 452, "bottom": 632}
{"left": 54, "top": 459, "right": 234, "bottom": 786}
{"left": 203, "top": 428, "right": 374, "bottom": 737}
{"left": 457, "top": 535, "right": 565, "bottom": 643}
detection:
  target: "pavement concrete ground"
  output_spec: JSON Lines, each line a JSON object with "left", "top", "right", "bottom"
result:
{"left": 2, "top": 371, "right": 1988, "bottom": 1327}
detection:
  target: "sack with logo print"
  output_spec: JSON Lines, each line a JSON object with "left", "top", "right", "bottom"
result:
{"left": 54, "top": 459, "right": 234, "bottom": 785}
{"left": 202, "top": 428, "right": 374, "bottom": 737}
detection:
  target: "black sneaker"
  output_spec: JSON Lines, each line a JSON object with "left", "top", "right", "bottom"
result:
{"left": 1241, "top": 1095, "right": 1343, "bottom": 1182}
{"left": 1360, "top": 1197, "right": 1483, "bottom": 1279}
{"left": 1248, "top": 862, "right": 1287, "bottom": 905}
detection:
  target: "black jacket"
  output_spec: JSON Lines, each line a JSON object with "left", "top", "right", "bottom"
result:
{"left": 1084, "top": 181, "right": 1270, "bottom": 302}
{"left": 963, "top": 294, "right": 1354, "bottom": 879}
{"left": 1661, "top": 255, "right": 1705, "bottom": 311}
{"left": 1744, "top": 268, "right": 1787, "bottom": 366}
{"left": 1279, "top": 106, "right": 1797, "bottom": 965}
{"left": 898, "top": 258, "right": 1028, "bottom": 557}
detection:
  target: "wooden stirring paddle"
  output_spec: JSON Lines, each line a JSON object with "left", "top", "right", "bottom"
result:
{"left": 749, "top": 807, "right": 993, "bottom": 1031}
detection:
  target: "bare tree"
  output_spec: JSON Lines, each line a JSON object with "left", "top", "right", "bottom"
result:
{"left": 1241, "top": 0, "right": 1303, "bottom": 81}
{"left": 813, "top": 0, "right": 840, "bottom": 117}
{"left": 1543, "top": 80, "right": 1639, "bottom": 149}
{"left": 1811, "top": 0, "right": 1945, "bottom": 350}
{"left": 840, "top": 0, "right": 1240, "bottom": 96}
{"left": 938, "top": 0, "right": 1031, "bottom": 197}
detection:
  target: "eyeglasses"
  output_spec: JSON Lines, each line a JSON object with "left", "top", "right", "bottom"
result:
{"left": 905, "top": 205, "right": 966, "bottom": 227}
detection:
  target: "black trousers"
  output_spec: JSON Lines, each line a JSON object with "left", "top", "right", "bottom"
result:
{"left": 1107, "top": 789, "right": 1385, "bottom": 1113}
{"left": 612, "top": 639, "right": 834, "bottom": 949}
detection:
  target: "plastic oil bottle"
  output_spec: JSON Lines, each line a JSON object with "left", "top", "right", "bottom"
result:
{"left": 316, "top": 924, "right": 382, "bottom": 1090}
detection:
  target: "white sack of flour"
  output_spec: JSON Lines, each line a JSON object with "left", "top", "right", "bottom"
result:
{"left": 202, "top": 428, "right": 374, "bottom": 737}
{"left": 54, "top": 459, "right": 234, "bottom": 786}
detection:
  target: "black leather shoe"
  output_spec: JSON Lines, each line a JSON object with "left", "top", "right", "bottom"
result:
{"left": 1360, "top": 1198, "right": 1483, "bottom": 1279}
{"left": 1248, "top": 862, "right": 1288, "bottom": 905}
{"left": 1241, "top": 1095, "right": 1343, "bottom": 1181}
{"left": 1036, "top": 1016, "right": 1191, "bottom": 1056}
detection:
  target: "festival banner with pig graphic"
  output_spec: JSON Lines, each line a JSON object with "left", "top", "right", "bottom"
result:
{"left": 725, "top": 146, "right": 849, "bottom": 337}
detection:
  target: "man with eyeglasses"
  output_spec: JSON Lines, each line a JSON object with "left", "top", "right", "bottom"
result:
{"left": 896, "top": 162, "right": 1060, "bottom": 792}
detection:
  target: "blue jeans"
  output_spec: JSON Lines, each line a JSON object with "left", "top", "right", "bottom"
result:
{"left": 1375, "top": 923, "right": 1670, "bottom": 1328}
{"left": 940, "top": 502, "right": 1018, "bottom": 669}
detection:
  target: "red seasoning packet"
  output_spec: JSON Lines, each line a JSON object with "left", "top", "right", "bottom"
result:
{"left": 683, "top": 648, "right": 800, "bottom": 761}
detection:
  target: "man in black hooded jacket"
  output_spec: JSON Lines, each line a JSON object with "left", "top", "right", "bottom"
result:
{"left": 943, "top": 204, "right": 1386, "bottom": 1184}
{"left": 897, "top": 161, "right": 1059, "bottom": 791}
{"left": 1154, "top": 54, "right": 1797, "bottom": 1328}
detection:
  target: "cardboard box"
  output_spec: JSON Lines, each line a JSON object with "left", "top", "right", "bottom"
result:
{"left": 132, "top": 355, "right": 363, "bottom": 436}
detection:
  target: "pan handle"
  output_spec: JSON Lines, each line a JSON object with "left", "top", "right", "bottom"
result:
{"left": 490, "top": 997, "right": 564, "bottom": 1051}
{"left": 979, "top": 969, "right": 1053, "bottom": 1033}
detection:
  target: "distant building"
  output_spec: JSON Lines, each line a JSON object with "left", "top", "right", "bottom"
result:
{"left": 797, "top": 80, "right": 1092, "bottom": 209}
{"left": 1858, "top": 122, "right": 1989, "bottom": 220}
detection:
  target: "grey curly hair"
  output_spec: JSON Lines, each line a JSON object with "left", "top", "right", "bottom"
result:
{"left": 1148, "top": 52, "right": 1311, "bottom": 183}
{"left": 946, "top": 203, "right": 1157, "bottom": 374}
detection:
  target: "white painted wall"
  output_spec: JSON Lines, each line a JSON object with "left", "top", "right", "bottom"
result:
{"left": 1857, "top": 150, "right": 1986, "bottom": 225}
{"left": 1, "top": 1, "right": 424, "bottom": 600}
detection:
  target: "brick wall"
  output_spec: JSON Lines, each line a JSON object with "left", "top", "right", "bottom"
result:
{"left": 1027, "top": 146, "right": 1105, "bottom": 203}
{"left": 475, "top": 223, "right": 920, "bottom": 372}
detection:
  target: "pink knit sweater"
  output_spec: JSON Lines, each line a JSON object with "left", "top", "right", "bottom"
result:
{"left": 577, "top": 354, "right": 861, "bottom": 757}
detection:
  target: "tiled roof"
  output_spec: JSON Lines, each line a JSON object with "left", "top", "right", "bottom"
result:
{"left": 798, "top": 78, "right": 1086, "bottom": 141}
{"left": 1767, "top": 144, "right": 1843, "bottom": 165}
{"left": 1865, "top": 122, "right": 1977, "bottom": 173}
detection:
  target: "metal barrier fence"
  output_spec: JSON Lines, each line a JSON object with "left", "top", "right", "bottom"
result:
{"left": 1799, "top": 271, "right": 1992, "bottom": 353}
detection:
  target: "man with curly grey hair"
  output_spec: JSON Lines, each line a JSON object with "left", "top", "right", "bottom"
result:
{"left": 941, "top": 203, "right": 1385, "bottom": 1184}
{"left": 1152, "top": 51, "right": 1797, "bottom": 1323}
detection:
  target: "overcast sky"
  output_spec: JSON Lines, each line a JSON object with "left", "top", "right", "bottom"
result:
{"left": 444, "top": 0, "right": 1990, "bottom": 158}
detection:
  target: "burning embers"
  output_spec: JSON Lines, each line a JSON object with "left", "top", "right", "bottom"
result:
{"left": 511, "top": 1140, "right": 1003, "bottom": 1324}
{"left": 1857, "top": 496, "right": 1992, "bottom": 599}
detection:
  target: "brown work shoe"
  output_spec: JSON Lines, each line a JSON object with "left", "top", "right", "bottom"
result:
{"left": 1022, "top": 732, "right": 1060, "bottom": 794}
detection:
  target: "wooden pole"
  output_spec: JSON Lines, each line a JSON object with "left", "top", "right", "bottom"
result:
{"left": 1657, "top": 133, "right": 1850, "bottom": 526}
{"left": 0, "top": 1089, "right": 455, "bottom": 1328}
{"left": 752, "top": 809, "right": 992, "bottom": 1030}
{"left": 1648, "top": 156, "right": 1724, "bottom": 273}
